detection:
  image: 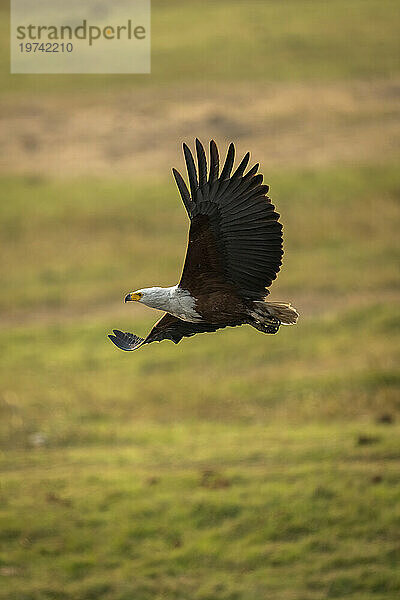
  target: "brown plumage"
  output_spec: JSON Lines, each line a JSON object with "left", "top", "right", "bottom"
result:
{"left": 108, "top": 140, "right": 298, "bottom": 352}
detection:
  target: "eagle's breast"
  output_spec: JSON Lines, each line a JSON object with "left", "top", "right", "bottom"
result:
{"left": 166, "top": 286, "right": 203, "bottom": 322}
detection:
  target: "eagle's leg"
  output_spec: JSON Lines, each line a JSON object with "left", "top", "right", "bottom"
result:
{"left": 250, "top": 317, "right": 281, "bottom": 335}
{"left": 247, "top": 304, "right": 281, "bottom": 334}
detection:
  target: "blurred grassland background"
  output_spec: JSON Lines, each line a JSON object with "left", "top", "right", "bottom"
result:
{"left": 0, "top": 1, "right": 400, "bottom": 599}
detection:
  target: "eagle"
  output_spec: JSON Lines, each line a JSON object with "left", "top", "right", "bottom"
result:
{"left": 108, "top": 140, "right": 298, "bottom": 352}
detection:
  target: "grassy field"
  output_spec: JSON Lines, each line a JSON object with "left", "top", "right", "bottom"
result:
{"left": 1, "top": 166, "right": 399, "bottom": 599}
{"left": 1, "top": 0, "right": 400, "bottom": 598}
{"left": 1, "top": 0, "right": 400, "bottom": 93}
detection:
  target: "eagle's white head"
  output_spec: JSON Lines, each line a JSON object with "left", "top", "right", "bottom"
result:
{"left": 124, "top": 287, "right": 175, "bottom": 311}
{"left": 124, "top": 285, "right": 201, "bottom": 322}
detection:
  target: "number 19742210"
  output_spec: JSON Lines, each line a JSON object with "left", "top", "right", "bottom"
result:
{"left": 19, "top": 42, "right": 73, "bottom": 53}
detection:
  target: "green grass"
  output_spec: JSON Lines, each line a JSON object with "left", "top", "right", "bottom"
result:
{"left": 1, "top": 0, "right": 400, "bottom": 94}
{"left": 1, "top": 423, "right": 400, "bottom": 600}
{"left": 0, "top": 165, "right": 399, "bottom": 599}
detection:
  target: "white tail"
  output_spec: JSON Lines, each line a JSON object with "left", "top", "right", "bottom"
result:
{"left": 252, "top": 301, "right": 299, "bottom": 325}
{"left": 264, "top": 301, "right": 299, "bottom": 325}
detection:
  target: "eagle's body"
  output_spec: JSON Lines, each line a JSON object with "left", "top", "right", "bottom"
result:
{"left": 109, "top": 140, "right": 298, "bottom": 352}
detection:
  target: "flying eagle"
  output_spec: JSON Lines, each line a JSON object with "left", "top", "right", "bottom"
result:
{"left": 108, "top": 140, "right": 298, "bottom": 351}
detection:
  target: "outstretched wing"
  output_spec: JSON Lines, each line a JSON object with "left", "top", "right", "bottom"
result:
{"left": 173, "top": 139, "right": 283, "bottom": 300}
{"left": 108, "top": 313, "right": 235, "bottom": 352}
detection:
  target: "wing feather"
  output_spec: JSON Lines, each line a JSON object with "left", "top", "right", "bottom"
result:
{"left": 219, "top": 142, "right": 235, "bottom": 181}
{"left": 195, "top": 139, "right": 208, "bottom": 188}
{"left": 183, "top": 143, "right": 199, "bottom": 200}
{"left": 173, "top": 140, "right": 284, "bottom": 300}
{"left": 208, "top": 140, "right": 219, "bottom": 184}
{"left": 172, "top": 168, "right": 193, "bottom": 215}
{"left": 231, "top": 152, "right": 250, "bottom": 180}
{"left": 108, "top": 330, "right": 145, "bottom": 351}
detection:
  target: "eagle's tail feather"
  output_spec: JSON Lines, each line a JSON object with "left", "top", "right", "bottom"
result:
{"left": 263, "top": 301, "right": 299, "bottom": 325}
{"left": 249, "top": 300, "right": 299, "bottom": 333}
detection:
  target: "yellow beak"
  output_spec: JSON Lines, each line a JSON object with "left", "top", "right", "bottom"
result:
{"left": 124, "top": 292, "right": 141, "bottom": 303}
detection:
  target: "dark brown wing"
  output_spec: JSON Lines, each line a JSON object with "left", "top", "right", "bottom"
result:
{"left": 173, "top": 139, "right": 283, "bottom": 300}
{"left": 108, "top": 313, "right": 231, "bottom": 351}
{"left": 108, "top": 329, "right": 145, "bottom": 351}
